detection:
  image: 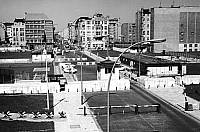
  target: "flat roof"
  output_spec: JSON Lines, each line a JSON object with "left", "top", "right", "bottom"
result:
{"left": 25, "top": 13, "right": 49, "bottom": 20}
{"left": 122, "top": 53, "right": 180, "bottom": 65}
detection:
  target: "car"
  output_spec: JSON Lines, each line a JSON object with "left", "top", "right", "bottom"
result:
{"left": 63, "top": 67, "right": 77, "bottom": 74}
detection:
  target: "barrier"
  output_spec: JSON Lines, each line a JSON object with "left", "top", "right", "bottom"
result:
{"left": 80, "top": 104, "right": 161, "bottom": 115}
{"left": 65, "top": 79, "right": 130, "bottom": 93}
{"left": 0, "top": 82, "right": 60, "bottom": 94}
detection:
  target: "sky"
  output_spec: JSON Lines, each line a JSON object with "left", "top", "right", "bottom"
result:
{"left": 0, "top": 0, "right": 200, "bottom": 31}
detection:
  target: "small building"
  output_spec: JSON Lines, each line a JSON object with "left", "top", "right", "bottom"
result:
{"left": 97, "top": 59, "right": 121, "bottom": 80}
{"left": 120, "top": 53, "right": 184, "bottom": 77}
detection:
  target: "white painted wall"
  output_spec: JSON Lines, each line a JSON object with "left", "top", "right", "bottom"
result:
{"left": 0, "top": 81, "right": 60, "bottom": 94}
{"left": 176, "top": 75, "right": 200, "bottom": 85}
{"left": 65, "top": 79, "right": 130, "bottom": 92}
{"left": 147, "top": 66, "right": 178, "bottom": 76}
{"left": 97, "top": 67, "right": 120, "bottom": 80}
{"left": 138, "top": 76, "right": 175, "bottom": 89}
{"left": 32, "top": 54, "right": 53, "bottom": 62}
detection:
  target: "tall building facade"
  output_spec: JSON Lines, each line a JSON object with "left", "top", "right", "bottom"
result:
{"left": 108, "top": 18, "right": 120, "bottom": 44}
{"left": 136, "top": 9, "right": 151, "bottom": 43}
{"left": 3, "top": 22, "right": 13, "bottom": 44}
{"left": 74, "top": 13, "right": 109, "bottom": 50}
{"left": 121, "top": 23, "right": 136, "bottom": 43}
{"left": 11, "top": 18, "right": 26, "bottom": 47}
{"left": 25, "top": 13, "right": 54, "bottom": 50}
{"left": 136, "top": 6, "right": 200, "bottom": 53}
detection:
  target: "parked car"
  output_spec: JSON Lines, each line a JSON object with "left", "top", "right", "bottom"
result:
{"left": 63, "top": 67, "right": 77, "bottom": 74}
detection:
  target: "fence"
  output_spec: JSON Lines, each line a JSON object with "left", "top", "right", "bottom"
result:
{"left": 65, "top": 78, "right": 130, "bottom": 93}
{"left": 0, "top": 81, "right": 60, "bottom": 94}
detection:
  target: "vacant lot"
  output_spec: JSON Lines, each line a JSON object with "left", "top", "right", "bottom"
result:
{"left": 84, "top": 90, "right": 195, "bottom": 132}
{"left": 0, "top": 93, "right": 54, "bottom": 113}
{"left": 0, "top": 94, "right": 54, "bottom": 131}
{"left": 76, "top": 65, "right": 97, "bottom": 81}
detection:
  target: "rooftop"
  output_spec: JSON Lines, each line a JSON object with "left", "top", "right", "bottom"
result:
{"left": 25, "top": 13, "right": 49, "bottom": 20}
{"left": 122, "top": 53, "right": 179, "bottom": 65}
{"left": 14, "top": 18, "right": 25, "bottom": 23}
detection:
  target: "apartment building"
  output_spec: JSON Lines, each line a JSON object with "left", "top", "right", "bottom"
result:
{"left": 25, "top": 13, "right": 54, "bottom": 50}
{"left": 108, "top": 18, "right": 120, "bottom": 44}
{"left": 11, "top": 18, "right": 26, "bottom": 47}
{"left": 3, "top": 22, "right": 13, "bottom": 44}
{"left": 74, "top": 13, "right": 109, "bottom": 50}
{"left": 136, "top": 6, "right": 200, "bottom": 53}
{"left": 121, "top": 23, "right": 136, "bottom": 44}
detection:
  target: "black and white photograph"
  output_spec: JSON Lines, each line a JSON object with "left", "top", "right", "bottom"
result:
{"left": 0, "top": 0, "right": 200, "bottom": 131}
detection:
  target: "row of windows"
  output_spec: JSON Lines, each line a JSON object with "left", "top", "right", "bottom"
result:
{"left": 142, "top": 17, "right": 150, "bottom": 21}
{"left": 142, "top": 30, "right": 150, "bottom": 35}
{"left": 26, "top": 25, "right": 45, "bottom": 29}
{"left": 13, "top": 32, "right": 25, "bottom": 36}
{"left": 81, "top": 31, "right": 107, "bottom": 36}
{"left": 184, "top": 44, "right": 199, "bottom": 47}
{"left": 81, "top": 25, "right": 108, "bottom": 30}
{"left": 26, "top": 35, "right": 44, "bottom": 38}
{"left": 27, "top": 39, "right": 53, "bottom": 43}
{"left": 26, "top": 30, "right": 45, "bottom": 34}
{"left": 13, "top": 28, "right": 24, "bottom": 32}
{"left": 86, "top": 20, "right": 108, "bottom": 25}
{"left": 26, "top": 21, "right": 53, "bottom": 24}
{"left": 184, "top": 49, "right": 199, "bottom": 52}
{"left": 13, "top": 37, "right": 25, "bottom": 42}
{"left": 90, "top": 44, "right": 104, "bottom": 48}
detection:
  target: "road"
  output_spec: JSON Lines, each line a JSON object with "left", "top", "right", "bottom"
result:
{"left": 131, "top": 81, "right": 200, "bottom": 132}
{"left": 84, "top": 83, "right": 200, "bottom": 132}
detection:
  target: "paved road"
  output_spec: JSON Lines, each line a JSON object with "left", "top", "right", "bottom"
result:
{"left": 131, "top": 81, "right": 200, "bottom": 132}
{"left": 53, "top": 92, "right": 102, "bottom": 132}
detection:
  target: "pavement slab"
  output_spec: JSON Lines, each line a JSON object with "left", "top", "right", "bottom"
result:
{"left": 53, "top": 92, "right": 102, "bottom": 132}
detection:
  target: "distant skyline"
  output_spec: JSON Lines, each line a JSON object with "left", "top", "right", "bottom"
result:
{"left": 0, "top": 0, "right": 200, "bottom": 31}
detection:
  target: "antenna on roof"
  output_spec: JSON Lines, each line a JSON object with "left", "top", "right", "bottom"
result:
{"left": 171, "top": 0, "right": 175, "bottom": 7}
{"left": 159, "top": 0, "right": 162, "bottom": 8}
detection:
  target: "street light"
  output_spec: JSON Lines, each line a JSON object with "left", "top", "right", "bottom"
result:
{"left": 106, "top": 38, "right": 166, "bottom": 132}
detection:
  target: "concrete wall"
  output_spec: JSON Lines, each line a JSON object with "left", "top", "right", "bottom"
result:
{"left": 138, "top": 76, "right": 175, "bottom": 89}
{"left": 32, "top": 54, "right": 53, "bottom": 62}
{"left": 0, "top": 59, "right": 31, "bottom": 63}
{"left": 65, "top": 79, "right": 130, "bottom": 92}
{"left": 153, "top": 8, "right": 180, "bottom": 52}
{"left": 0, "top": 81, "right": 60, "bottom": 94}
{"left": 147, "top": 66, "right": 178, "bottom": 76}
{"left": 176, "top": 75, "right": 200, "bottom": 85}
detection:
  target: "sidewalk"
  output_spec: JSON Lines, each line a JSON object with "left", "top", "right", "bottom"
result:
{"left": 53, "top": 92, "right": 102, "bottom": 132}
{"left": 83, "top": 51, "right": 105, "bottom": 62}
{"left": 143, "top": 83, "right": 200, "bottom": 121}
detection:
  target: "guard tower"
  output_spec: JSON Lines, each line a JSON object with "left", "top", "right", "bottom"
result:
{"left": 97, "top": 59, "right": 121, "bottom": 80}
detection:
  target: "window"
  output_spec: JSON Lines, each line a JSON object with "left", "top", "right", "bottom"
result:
{"left": 169, "top": 66, "right": 172, "bottom": 71}
{"left": 184, "top": 49, "right": 187, "bottom": 52}
{"left": 87, "top": 26, "right": 91, "bottom": 30}
{"left": 147, "top": 24, "right": 149, "bottom": 28}
{"left": 96, "top": 31, "right": 101, "bottom": 35}
{"left": 142, "top": 31, "right": 145, "bottom": 35}
{"left": 147, "top": 31, "right": 149, "bottom": 35}
{"left": 87, "top": 21, "right": 90, "bottom": 24}
{"left": 189, "top": 44, "right": 192, "bottom": 47}
{"left": 104, "top": 21, "right": 107, "bottom": 24}
{"left": 105, "top": 68, "right": 112, "bottom": 74}
{"left": 104, "top": 26, "right": 107, "bottom": 30}
{"left": 189, "top": 49, "right": 192, "bottom": 52}
{"left": 87, "top": 37, "right": 90, "bottom": 41}
{"left": 195, "top": 49, "right": 198, "bottom": 51}
{"left": 184, "top": 44, "right": 187, "bottom": 47}
{"left": 195, "top": 44, "right": 198, "bottom": 47}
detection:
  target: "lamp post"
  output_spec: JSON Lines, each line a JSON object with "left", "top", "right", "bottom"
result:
{"left": 43, "top": 30, "right": 50, "bottom": 110}
{"left": 106, "top": 38, "right": 166, "bottom": 132}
